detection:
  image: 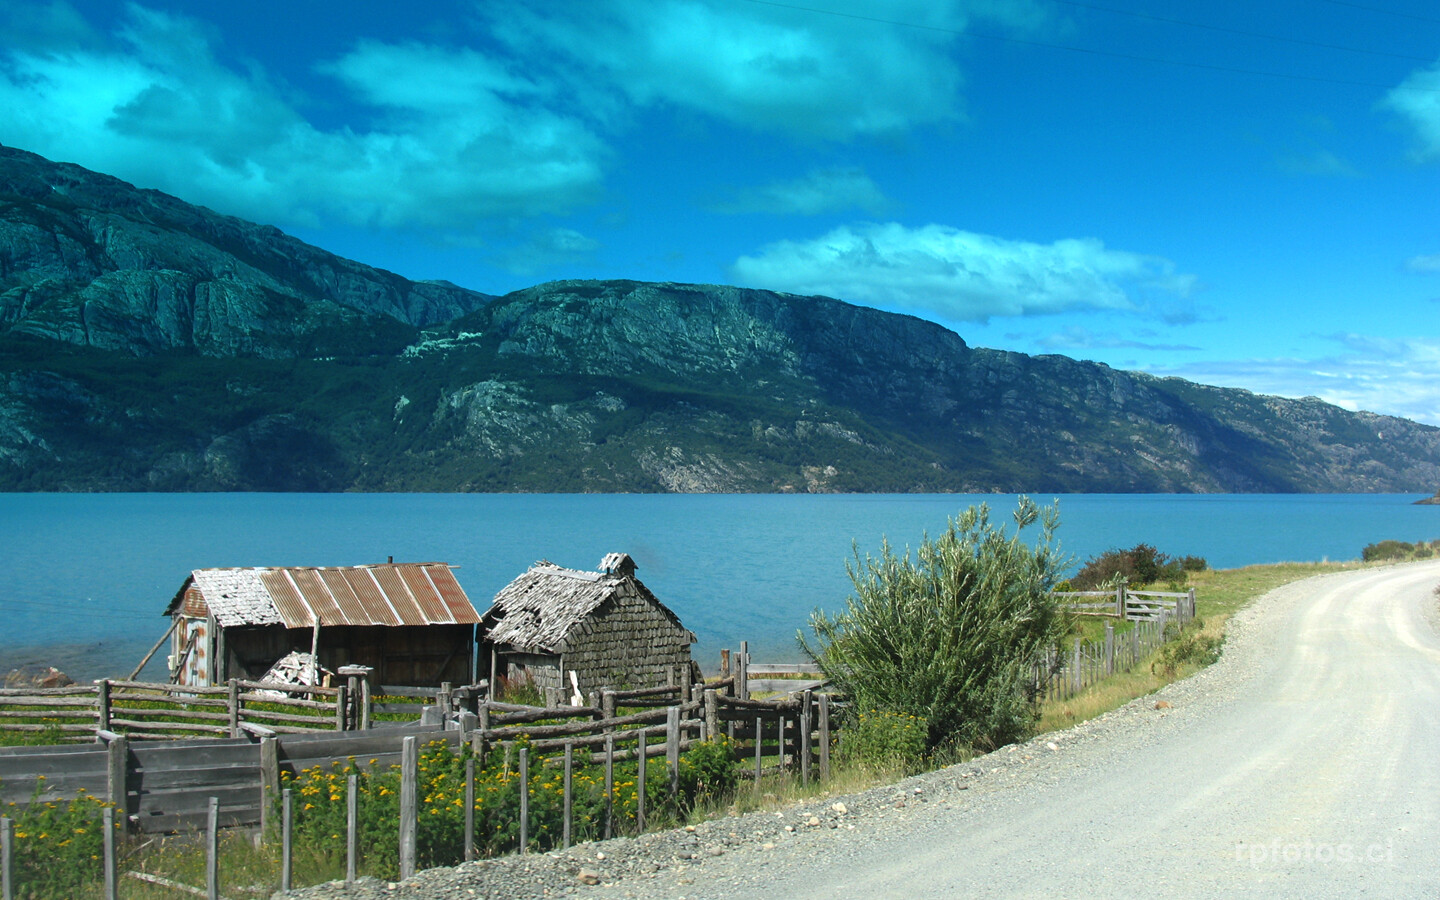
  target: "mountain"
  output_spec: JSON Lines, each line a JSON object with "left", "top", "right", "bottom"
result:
{"left": 0, "top": 145, "right": 491, "bottom": 357}
{"left": 1, "top": 148, "right": 1437, "bottom": 493}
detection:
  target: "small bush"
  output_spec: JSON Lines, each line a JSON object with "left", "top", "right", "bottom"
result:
{"left": 1151, "top": 622, "right": 1224, "bottom": 677}
{"left": 842, "top": 709, "right": 929, "bottom": 774}
{"left": 1362, "top": 539, "right": 1440, "bottom": 562}
{"left": 1070, "top": 544, "right": 1205, "bottom": 590}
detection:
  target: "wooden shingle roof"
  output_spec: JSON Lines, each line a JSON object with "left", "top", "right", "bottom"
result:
{"left": 482, "top": 554, "right": 688, "bottom": 655}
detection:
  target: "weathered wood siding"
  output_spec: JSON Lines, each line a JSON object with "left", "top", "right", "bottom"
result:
{"left": 558, "top": 587, "right": 692, "bottom": 694}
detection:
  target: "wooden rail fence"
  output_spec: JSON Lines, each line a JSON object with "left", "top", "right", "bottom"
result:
{"left": 1055, "top": 586, "right": 1196, "bottom": 622}
{"left": 1035, "top": 597, "right": 1196, "bottom": 701}
{"left": 0, "top": 677, "right": 484, "bottom": 743}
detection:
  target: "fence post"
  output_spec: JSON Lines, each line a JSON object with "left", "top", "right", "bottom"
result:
{"left": 1, "top": 816, "right": 11, "bottom": 900}
{"left": 754, "top": 717, "right": 763, "bottom": 790}
{"left": 347, "top": 774, "right": 358, "bottom": 884}
{"left": 226, "top": 679, "right": 241, "bottom": 737}
{"left": 281, "top": 789, "right": 293, "bottom": 892}
{"left": 563, "top": 742, "right": 574, "bottom": 850}
{"left": 1071, "top": 640, "right": 1082, "bottom": 694}
{"left": 399, "top": 736, "right": 418, "bottom": 878}
{"left": 666, "top": 706, "right": 681, "bottom": 797}
{"left": 334, "top": 683, "right": 348, "bottom": 732}
{"left": 703, "top": 689, "right": 719, "bottom": 741}
{"left": 818, "top": 694, "right": 831, "bottom": 782}
{"left": 103, "top": 732, "right": 128, "bottom": 820}
{"left": 601, "top": 690, "right": 617, "bottom": 724}
{"left": 680, "top": 662, "right": 693, "bottom": 704}
{"left": 464, "top": 758, "right": 476, "bottom": 862}
{"left": 1187, "top": 588, "right": 1196, "bottom": 625}
{"left": 205, "top": 797, "right": 219, "bottom": 900}
{"left": 636, "top": 729, "right": 647, "bottom": 833}
{"left": 604, "top": 734, "right": 615, "bottom": 841}
{"left": 1104, "top": 623, "right": 1115, "bottom": 676}
{"left": 519, "top": 748, "right": 530, "bottom": 854}
{"left": 102, "top": 806, "right": 117, "bottom": 900}
{"left": 259, "top": 735, "right": 278, "bottom": 839}
{"left": 800, "top": 691, "right": 813, "bottom": 785}
{"left": 1115, "top": 585, "right": 1124, "bottom": 619}
{"left": 737, "top": 641, "right": 749, "bottom": 700}
{"left": 96, "top": 679, "right": 111, "bottom": 734}
{"left": 720, "top": 648, "right": 731, "bottom": 679}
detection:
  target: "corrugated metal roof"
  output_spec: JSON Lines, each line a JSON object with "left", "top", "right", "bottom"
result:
{"left": 166, "top": 563, "right": 480, "bottom": 629}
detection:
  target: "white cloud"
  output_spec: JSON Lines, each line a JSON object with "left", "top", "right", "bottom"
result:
{"left": 0, "top": 5, "right": 607, "bottom": 231}
{"left": 1147, "top": 334, "right": 1440, "bottom": 426}
{"left": 487, "top": 0, "right": 1045, "bottom": 140}
{"left": 707, "top": 167, "right": 891, "bottom": 216}
{"left": 1383, "top": 61, "right": 1440, "bottom": 160}
{"left": 728, "top": 223, "right": 1196, "bottom": 322}
{"left": 486, "top": 227, "right": 602, "bottom": 276}
{"left": 1406, "top": 253, "right": 1440, "bottom": 273}
{"left": 1037, "top": 326, "right": 1200, "bottom": 353}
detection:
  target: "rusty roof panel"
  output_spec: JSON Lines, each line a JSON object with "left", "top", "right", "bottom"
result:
{"left": 288, "top": 568, "right": 349, "bottom": 626}
{"left": 428, "top": 566, "right": 482, "bottom": 624}
{"left": 323, "top": 569, "right": 397, "bottom": 626}
{"left": 399, "top": 566, "right": 453, "bottom": 624}
{"left": 176, "top": 563, "right": 480, "bottom": 629}
{"left": 260, "top": 570, "right": 315, "bottom": 628}
{"left": 368, "top": 566, "right": 425, "bottom": 624}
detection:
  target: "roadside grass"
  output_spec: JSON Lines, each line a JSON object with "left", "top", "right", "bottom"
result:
{"left": 1037, "top": 560, "right": 1359, "bottom": 734}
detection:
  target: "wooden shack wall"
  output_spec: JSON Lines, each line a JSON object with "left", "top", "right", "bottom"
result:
{"left": 220, "top": 624, "right": 474, "bottom": 687}
{"left": 559, "top": 587, "right": 692, "bottom": 694}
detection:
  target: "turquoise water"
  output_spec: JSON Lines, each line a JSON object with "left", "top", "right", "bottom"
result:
{"left": 2, "top": 493, "right": 1436, "bottom": 679}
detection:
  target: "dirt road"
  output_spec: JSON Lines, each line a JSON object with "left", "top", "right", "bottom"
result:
{"left": 604, "top": 561, "right": 1440, "bottom": 899}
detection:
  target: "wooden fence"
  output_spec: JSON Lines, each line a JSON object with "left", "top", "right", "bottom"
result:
{"left": 1055, "top": 586, "right": 1196, "bottom": 622}
{"left": 0, "top": 676, "right": 480, "bottom": 743}
{"left": 1034, "top": 598, "right": 1196, "bottom": 701}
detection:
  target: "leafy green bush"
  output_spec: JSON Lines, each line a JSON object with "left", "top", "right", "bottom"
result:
{"left": 1151, "top": 621, "right": 1224, "bottom": 677}
{"left": 1360, "top": 539, "right": 1440, "bottom": 562}
{"left": 1070, "top": 543, "right": 1206, "bottom": 590}
{"left": 841, "top": 709, "right": 929, "bottom": 773}
{"left": 802, "top": 497, "right": 1069, "bottom": 753}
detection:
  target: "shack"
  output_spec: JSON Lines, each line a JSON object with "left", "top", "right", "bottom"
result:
{"left": 161, "top": 562, "right": 482, "bottom": 688}
{"left": 480, "top": 553, "right": 696, "bottom": 699}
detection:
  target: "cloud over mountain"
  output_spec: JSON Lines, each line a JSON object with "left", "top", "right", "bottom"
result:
{"left": 729, "top": 222, "right": 1196, "bottom": 323}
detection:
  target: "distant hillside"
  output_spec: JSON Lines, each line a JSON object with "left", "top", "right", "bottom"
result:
{"left": 0, "top": 145, "right": 491, "bottom": 357}
{"left": 1, "top": 148, "right": 1437, "bottom": 493}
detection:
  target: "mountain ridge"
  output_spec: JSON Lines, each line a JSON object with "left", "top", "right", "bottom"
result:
{"left": 1, "top": 148, "right": 1437, "bottom": 493}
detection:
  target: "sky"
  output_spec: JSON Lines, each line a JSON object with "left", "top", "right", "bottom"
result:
{"left": 2, "top": 0, "right": 1439, "bottom": 424}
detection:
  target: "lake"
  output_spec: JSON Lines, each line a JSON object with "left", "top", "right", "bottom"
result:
{"left": 2, "top": 492, "right": 1436, "bottom": 681}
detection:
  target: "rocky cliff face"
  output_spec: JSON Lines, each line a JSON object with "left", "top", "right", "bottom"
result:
{"left": 0, "top": 145, "right": 1435, "bottom": 494}
{"left": 0, "top": 146, "right": 491, "bottom": 356}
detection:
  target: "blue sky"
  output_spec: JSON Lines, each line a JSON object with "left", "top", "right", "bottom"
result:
{"left": 3, "top": 1, "right": 1439, "bottom": 424}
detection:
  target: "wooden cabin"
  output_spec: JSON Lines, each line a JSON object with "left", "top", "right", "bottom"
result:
{"left": 480, "top": 553, "right": 696, "bottom": 699}
{"left": 162, "top": 562, "right": 482, "bottom": 688}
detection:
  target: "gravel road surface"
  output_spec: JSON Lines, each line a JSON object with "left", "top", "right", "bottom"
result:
{"left": 292, "top": 561, "right": 1440, "bottom": 899}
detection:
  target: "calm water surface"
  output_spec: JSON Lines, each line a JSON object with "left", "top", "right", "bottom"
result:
{"left": 2, "top": 493, "right": 1436, "bottom": 680}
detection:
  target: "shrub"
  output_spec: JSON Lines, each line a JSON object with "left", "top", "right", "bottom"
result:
{"left": 1360, "top": 539, "right": 1440, "bottom": 562}
{"left": 841, "top": 709, "right": 929, "bottom": 774}
{"left": 1070, "top": 544, "right": 1205, "bottom": 590}
{"left": 1151, "top": 621, "right": 1224, "bottom": 677}
{"left": 801, "top": 497, "right": 1069, "bottom": 753}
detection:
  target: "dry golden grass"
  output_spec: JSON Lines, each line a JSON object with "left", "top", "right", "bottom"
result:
{"left": 1036, "top": 560, "right": 1356, "bottom": 735}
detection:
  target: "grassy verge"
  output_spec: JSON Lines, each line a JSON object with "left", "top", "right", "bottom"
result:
{"left": 1036, "top": 560, "right": 1359, "bottom": 734}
